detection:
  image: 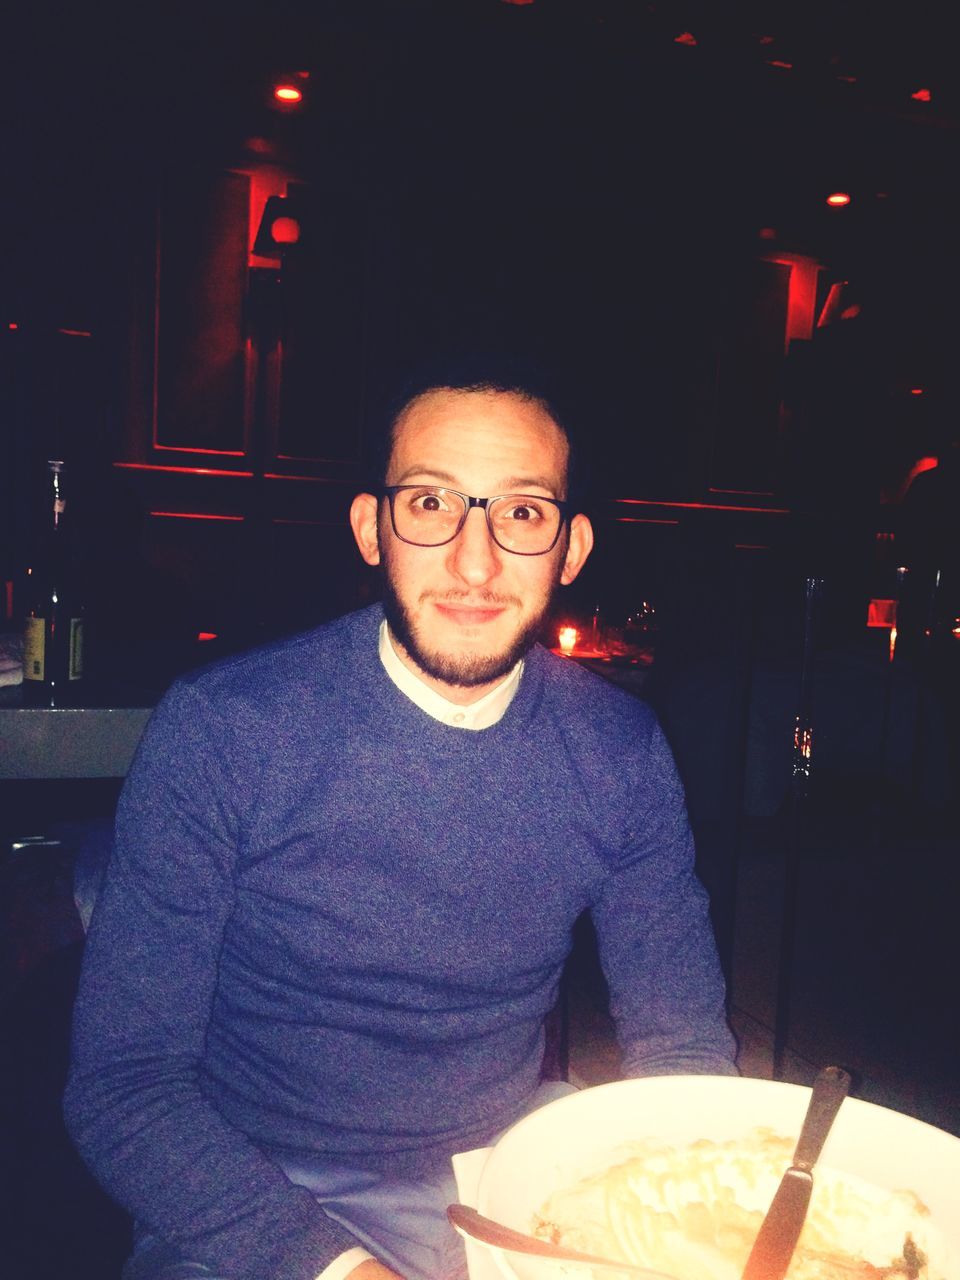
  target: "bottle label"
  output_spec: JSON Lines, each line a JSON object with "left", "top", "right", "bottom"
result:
{"left": 23, "top": 615, "right": 45, "bottom": 681}
{"left": 69, "top": 618, "right": 84, "bottom": 680}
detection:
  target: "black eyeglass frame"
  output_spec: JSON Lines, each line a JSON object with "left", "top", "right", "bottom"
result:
{"left": 380, "top": 485, "right": 571, "bottom": 555}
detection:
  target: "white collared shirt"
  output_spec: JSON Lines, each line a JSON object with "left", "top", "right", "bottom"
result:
{"left": 378, "top": 620, "right": 523, "bottom": 730}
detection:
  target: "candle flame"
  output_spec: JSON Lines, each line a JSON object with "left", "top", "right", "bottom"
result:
{"left": 558, "top": 626, "right": 578, "bottom": 655}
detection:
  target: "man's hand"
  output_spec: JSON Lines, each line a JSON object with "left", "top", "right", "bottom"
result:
{"left": 346, "top": 1260, "right": 406, "bottom": 1280}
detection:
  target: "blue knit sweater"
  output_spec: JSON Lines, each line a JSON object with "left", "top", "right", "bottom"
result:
{"left": 65, "top": 604, "right": 735, "bottom": 1280}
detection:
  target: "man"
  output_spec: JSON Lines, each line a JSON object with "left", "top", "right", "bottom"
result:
{"left": 65, "top": 364, "right": 736, "bottom": 1280}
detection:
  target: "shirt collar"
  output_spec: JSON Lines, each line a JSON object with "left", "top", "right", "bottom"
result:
{"left": 378, "top": 619, "right": 523, "bottom": 730}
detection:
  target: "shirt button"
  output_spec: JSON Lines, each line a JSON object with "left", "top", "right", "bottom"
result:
{"left": 453, "top": 712, "right": 466, "bottom": 725}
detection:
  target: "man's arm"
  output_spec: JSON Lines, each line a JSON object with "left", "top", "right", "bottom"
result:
{"left": 63, "top": 681, "right": 366, "bottom": 1280}
{"left": 590, "top": 720, "right": 738, "bottom": 1077}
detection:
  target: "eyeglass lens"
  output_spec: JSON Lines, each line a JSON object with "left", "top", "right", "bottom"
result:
{"left": 390, "top": 487, "right": 561, "bottom": 553}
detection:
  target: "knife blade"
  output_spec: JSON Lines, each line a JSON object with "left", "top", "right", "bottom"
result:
{"left": 740, "top": 1065, "right": 852, "bottom": 1280}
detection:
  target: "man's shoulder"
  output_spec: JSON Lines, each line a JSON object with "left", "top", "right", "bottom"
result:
{"left": 531, "top": 645, "right": 660, "bottom": 738}
{"left": 171, "top": 604, "right": 382, "bottom": 712}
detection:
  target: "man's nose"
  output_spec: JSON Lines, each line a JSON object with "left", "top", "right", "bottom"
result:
{"left": 447, "top": 506, "right": 502, "bottom": 585}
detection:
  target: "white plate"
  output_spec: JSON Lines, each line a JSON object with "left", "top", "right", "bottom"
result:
{"left": 476, "top": 1075, "right": 960, "bottom": 1280}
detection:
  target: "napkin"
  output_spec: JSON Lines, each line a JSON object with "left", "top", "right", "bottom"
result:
{"left": 451, "top": 1145, "right": 499, "bottom": 1280}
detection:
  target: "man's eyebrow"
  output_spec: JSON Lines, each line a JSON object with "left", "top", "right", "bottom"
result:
{"left": 391, "top": 467, "right": 561, "bottom": 495}
{"left": 391, "top": 467, "right": 461, "bottom": 486}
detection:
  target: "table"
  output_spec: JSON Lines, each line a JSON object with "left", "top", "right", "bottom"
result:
{"left": 0, "top": 685, "right": 155, "bottom": 779}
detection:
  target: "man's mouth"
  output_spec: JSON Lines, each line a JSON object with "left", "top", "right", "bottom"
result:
{"left": 431, "top": 601, "right": 509, "bottom": 626}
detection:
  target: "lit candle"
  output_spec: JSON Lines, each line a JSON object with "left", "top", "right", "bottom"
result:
{"left": 558, "top": 626, "right": 578, "bottom": 655}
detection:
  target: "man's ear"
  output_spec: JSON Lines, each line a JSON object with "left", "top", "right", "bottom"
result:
{"left": 560, "top": 513, "right": 594, "bottom": 586}
{"left": 349, "top": 492, "right": 382, "bottom": 566}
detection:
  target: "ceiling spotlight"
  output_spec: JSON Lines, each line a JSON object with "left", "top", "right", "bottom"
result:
{"left": 826, "top": 192, "right": 852, "bottom": 207}
{"left": 271, "top": 72, "right": 309, "bottom": 107}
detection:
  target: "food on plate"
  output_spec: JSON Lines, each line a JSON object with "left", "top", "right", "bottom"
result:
{"left": 532, "top": 1127, "right": 949, "bottom": 1280}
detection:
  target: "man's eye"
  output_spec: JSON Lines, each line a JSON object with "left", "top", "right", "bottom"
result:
{"left": 503, "top": 501, "right": 542, "bottom": 522}
{"left": 410, "top": 490, "right": 450, "bottom": 513}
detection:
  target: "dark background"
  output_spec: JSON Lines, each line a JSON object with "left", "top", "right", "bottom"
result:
{"left": 3, "top": 7, "right": 960, "bottom": 1278}
{"left": 4, "top": 0, "right": 960, "bottom": 677}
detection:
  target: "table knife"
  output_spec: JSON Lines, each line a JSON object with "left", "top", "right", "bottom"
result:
{"left": 741, "top": 1065, "right": 852, "bottom": 1280}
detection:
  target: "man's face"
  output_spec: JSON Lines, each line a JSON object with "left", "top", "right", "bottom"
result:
{"left": 350, "top": 388, "right": 593, "bottom": 703}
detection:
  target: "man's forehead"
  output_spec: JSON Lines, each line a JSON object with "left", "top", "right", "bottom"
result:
{"left": 388, "top": 386, "right": 569, "bottom": 469}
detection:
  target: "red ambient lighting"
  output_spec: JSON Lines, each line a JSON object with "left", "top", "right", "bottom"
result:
{"left": 270, "top": 216, "right": 300, "bottom": 246}
{"left": 910, "top": 387, "right": 925, "bottom": 396}
{"left": 826, "top": 192, "right": 852, "bottom": 207}
{"left": 911, "top": 88, "right": 932, "bottom": 102}
{"left": 674, "top": 32, "right": 697, "bottom": 46}
{"left": 274, "top": 83, "right": 303, "bottom": 104}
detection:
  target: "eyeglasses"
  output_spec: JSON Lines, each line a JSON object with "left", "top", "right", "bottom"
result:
{"left": 381, "top": 485, "right": 570, "bottom": 555}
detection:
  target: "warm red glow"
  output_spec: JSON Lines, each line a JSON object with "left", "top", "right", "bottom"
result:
{"left": 614, "top": 517, "right": 681, "bottom": 525}
{"left": 153, "top": 444, "right": 246, "bottom": 456}
{"left": 274, "top": 84, "right": 303, "bottom": 103}
{"left": 758, "top": 227, "right": 777, "bottom": 241}
{"left": 766, "top": 60, "right": 793, "bottom": 70}
{"left": 710, "top": 487, "right": 775, "bottom": 496}
{"left": 765, "top": 252, "right": 821, "bottom": 350}
{"left": 197, "top": 632, "right": 219, "bottom": 642}
{"left": 911, "top": 88, "right": 932, "bottom": 102}
{"left": 557, "top": 626, "right": 578, "bottom": 655}
{"left": 8, "top": 322, "right": 18, "bottom": 330}
{"left": 867, "top": 599, "right": 897, "bottom": 629}
{"left": 57, "top": 328, "right": 93, "bottom": 338}
{"left": 904, "top": 455, "right": 939, "bottom": 491}
{"left": 674, "top": 32, "right": 697, "bottom": 46}
{"left": 248, "top": 172, "right": 288, "bottom": 260}
{"left": 115, "top": 462, "right": 253, "bottom": 478}
{"left": 149, "top": 511, "right": 244, "bottom": 521}
{"left": 910, "top": 387, "right": 925, "bottom": 396}
{"left": 270, "top": 215, "right": 301, "bottom": 245}
{"left": 615, "top": 497, "right": 789, "bottom": 514}
{"left": 826, "top": 192, "right": 852, "bottom": 207}
{"left": 889, "top": 626, "right": 898, "bottom": 663}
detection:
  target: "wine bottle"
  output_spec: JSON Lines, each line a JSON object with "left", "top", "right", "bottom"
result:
{"left": 22, "top": 459, "right": 85, "bottom": 705}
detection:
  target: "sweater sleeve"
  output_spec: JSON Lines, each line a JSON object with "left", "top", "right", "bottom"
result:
{"left": 590, "top": 719, "right": 739, "bottom": 1078}
{"left": 63, "top": 681, "right": 361, "bottom": 1280}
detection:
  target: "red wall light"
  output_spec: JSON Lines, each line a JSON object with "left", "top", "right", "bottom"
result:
{"left": 826, "top": 192, "right": 852, "bottom": 207}
{"left": 253, "top": 195, "right": 304, "bottom": 257}
{"left": 270, "top": 216, "right": 301, "bottom": 245}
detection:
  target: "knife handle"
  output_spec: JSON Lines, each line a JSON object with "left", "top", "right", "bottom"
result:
{"left": 793, "top": 1065, "right": 851, "bottom": 1171}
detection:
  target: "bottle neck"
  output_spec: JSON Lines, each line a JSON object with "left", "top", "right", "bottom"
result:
{"left": 47, "top": 460, "right": 67, "bottom": 533}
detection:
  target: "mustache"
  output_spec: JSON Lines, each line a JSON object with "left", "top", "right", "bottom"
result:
{"left": 420, "top": 590, "right": 522, "bottom": 608}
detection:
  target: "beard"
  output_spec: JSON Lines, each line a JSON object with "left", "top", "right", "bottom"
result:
{"left": 379, "top": 564, "right": 559, "bottom": 690}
